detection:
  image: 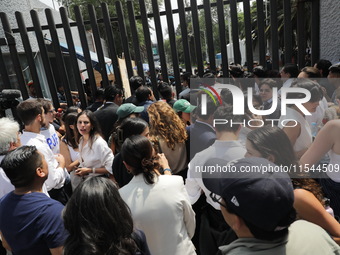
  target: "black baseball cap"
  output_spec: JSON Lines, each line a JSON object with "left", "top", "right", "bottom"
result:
{"left": 203, "top": 157, "right": 295, "bottom": 232}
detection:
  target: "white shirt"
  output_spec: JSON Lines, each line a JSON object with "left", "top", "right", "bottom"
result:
{"left": 186, "top": 140, "right": 246, "bottom": 210}
{"left": 78, "top": 135, "right": 114, "bottom": 174}
{"left": 40, "top": 124, "right": 60, "bottom": 154}
{"left": 279, "top": 107, "right": 312, "bottom": 153}
{"left": 0, "top": 155, "right": 49, "bottom": 198}
{"left": 72, "top": 135, "right": 113, "bottom": 189}
{"left": 20, "top": 131, "right": 67, "bottom": 191}
{"left": 120, "top": 174, "right": 196, "bottom": 255}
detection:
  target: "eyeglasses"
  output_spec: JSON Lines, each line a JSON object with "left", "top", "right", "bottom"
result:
{"left": 209, "top": 192, "right": 227, "bottom": 209}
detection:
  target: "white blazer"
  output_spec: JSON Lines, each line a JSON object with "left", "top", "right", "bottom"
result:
{"left": 119, "top": 174, "right": 196, "bottom": 255}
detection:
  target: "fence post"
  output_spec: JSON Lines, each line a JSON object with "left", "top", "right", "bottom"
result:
{"left": 164, "top": 0, "right": 181, "bottom": 96}
{"left": 151, "top": 0, "right": 169, "bottom": 82}
{"left": 0, "top": 12, "right": 29, "bottom": 99}
{"left": 297, "top": 0, "right": 305, "bottom": 69}
{"left": 30, "top": 10, "right": 59, "bottom": 107}
{"left": 115, "top": 1, "right": 134, "bottom": 81}
{"left": 46, "top": 8, "right": 73, "bottom": 107}
{"left": 177, "top": 0, "right": 192, "bottom": 74}
{"left": 243, "top": 0, "right": 253, "bottom": 72}
{"left": 74, "top": 5, "right": 97, "bottom": 102}
{"left": 60, "top": 7, "right": 87, "bottom": 108}
{"left": 101, "top": 3, "right": 123, "bottom": 89}
{"left": 15, "top": 11, "right": 43, "bottom": 98}
{"left": 256, "top": 0, "right": 266, "bottom": 67}
{"left": 190, "top": 0, "right": 204, "bottom": 76}
{"left": 283, "top": 0, "right": 293, "bottom": 64}
{"left": 311, "top": 0, "right": 320, "bottom": 65}
{"left": 270, "top": 0, "right": 279, "bottom": 70}
{"left": 138, "top": 0, "right": 158, "bottom": 98}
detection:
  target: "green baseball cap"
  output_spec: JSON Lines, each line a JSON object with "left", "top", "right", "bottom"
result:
{"left": 117, "top": 103, "right": 144, "bottom": 119}
{"left": 173, "top": 99, "right": 196, "bottom": 113}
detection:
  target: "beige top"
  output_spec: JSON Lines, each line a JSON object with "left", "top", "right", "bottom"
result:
{"left": 159, "top": 139, "right": 187, "bottom": 174}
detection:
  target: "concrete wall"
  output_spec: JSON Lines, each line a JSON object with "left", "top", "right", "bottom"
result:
{"left": 320, "top": 0, "right": 340, "bottom": 64}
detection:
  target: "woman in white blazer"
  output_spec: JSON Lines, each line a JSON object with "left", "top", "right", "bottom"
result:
{"left": 119, "top": 135, "right": 196, "bottom": 255}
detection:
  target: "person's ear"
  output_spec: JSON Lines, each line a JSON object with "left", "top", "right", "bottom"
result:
{"left": 267, "top": 154, "right": 275, "bottom": 163}
{"left": 9, "top": 142, "right": 17, "bottom": 151}
{"left": 36, "top": 113, "right": 42, "bottom": 122}
{"left": 36, "top": 166, "right": 47, "bottom": 178}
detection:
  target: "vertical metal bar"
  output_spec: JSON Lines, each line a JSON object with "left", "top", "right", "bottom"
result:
{"left": 127, "top": 0, "right": 144, "bottom": 80}
{"left": 164, "top": 0, "right": 181, "bottom": 96}
{"left": 242, "top": 0, "right": 253, "bottom": 72}
{"left": 101, "top": 3, "right": 122, "bottom": 88}
{"left": 203, "top": 0, "right": 216, "bottom": 72}
{"left": 0, "top": 47, "right": 11, "bottom": 89}
{"left": 177, "top": 0, "right": 192, "bottom": 74}
{"left": 138, "top": 0, "right": 158, "bottom": 98}
{"left": 60, "top": 7, "right": 87, "bottom": 108}
{"left": 297, "top": 0, "right": 305, "bottom": 69}
{"left": 45, "top": 8, "right": 73, "bottom": 107}
{"left": 88, "top": 4, "right": 110, "bottom": 89}
{"left": 256, "top": 0, "right": 266, "bottom": 66}
{"left": 229, "top": 0, "right": 241, "bottom": 65}
{"left": 216, "top": 0, "right": 229, "bottom": 76}
{"left": 283, "top": 0, "right": 292, "bottom": 64}
{"left": 190, "top": 0, "right": 204, "bottom": 77}
{"left": 15, "top": 12, "right": 43, "bottom": 98}
{"left": 115, "top": 1, "right": 134, "bottom": 80}
{"left": 151, "top": 0, "right": 169, "bottom": 82}
{"left": 30, "top": 10, "right": 59, "bottom": 107}
{"left": 270, "top": 0, "right": 279, "bottom": 70}
{"left": 0, "top": 13, "right": 29, "bottom": 99}
{"left": 74, "top": 5, "right": 97, "bottom": 102}
{"left": 311, "top": 0, "right": 320, "bottom": 65}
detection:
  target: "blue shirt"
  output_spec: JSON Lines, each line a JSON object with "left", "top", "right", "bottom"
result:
{"left": 0, "top": 192, "right": 67, "bottom": 255}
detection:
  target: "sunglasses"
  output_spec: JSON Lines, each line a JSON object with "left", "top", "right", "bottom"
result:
{"left": 209, "top": 192, "right": 227, "bottom": 209}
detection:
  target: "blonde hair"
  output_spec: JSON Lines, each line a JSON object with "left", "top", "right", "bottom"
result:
{"left": 148, "top": 101, "right": 187, "bottom": 150}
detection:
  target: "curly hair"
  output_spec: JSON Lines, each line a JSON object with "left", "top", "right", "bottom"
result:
{"left": 147, "top": 101, "right": 187, "bottom": 150}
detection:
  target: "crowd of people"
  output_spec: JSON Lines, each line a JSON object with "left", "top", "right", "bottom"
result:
{"left": 0, "top": 59, "right": 340, "bottom": 255}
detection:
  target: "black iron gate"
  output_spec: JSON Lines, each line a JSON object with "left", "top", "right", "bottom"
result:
{"left": 0, "top": 0, "right": 320, "bottom": 109}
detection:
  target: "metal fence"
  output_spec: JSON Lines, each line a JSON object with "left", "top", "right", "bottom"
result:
{"left": 0, "top": 0, "right": 320, "bottom": 109}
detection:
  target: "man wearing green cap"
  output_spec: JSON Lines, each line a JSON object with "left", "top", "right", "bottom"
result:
{"left": 173, "top": 99, "right": 196, "bottom": 125}
{"left": 116, "top": 103, "right": 144, "bottom": 120}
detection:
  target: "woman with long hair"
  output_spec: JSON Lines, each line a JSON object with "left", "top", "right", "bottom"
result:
{"left": 245, "top": 125, "right": 340, "bottom": 244}
{"left": 112, "top": 117, "right": 155, "bottom": 188}
{"left": 147, "top": 101, "right": 188, "bottom": 176}
{"left": 63, "top": 176, "right": 150, "bottom": 255}
{"left": 278, "top": 79, "right": 323, "bottom": 158}
{"left": 73, "top": 110, "right": 114, "bottom": 188}
{"left": 119, "top": 135, "right": 196, "bottom": 255}
{"left": 59, "top": 112, "right": 79, "bottom": 191}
